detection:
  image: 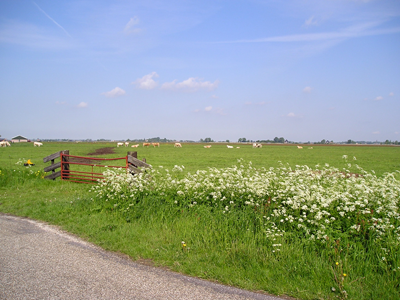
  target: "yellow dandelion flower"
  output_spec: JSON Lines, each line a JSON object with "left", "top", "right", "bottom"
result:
{"left": 343, "top": 273, "right": 347, "bottom": 277}
{"left": 336, "top": 262, "right": 339, "bottom": 265}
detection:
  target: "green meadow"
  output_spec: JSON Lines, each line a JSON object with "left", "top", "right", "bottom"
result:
{"left": 1, "top": 142, "right": 399, "bottom": 300}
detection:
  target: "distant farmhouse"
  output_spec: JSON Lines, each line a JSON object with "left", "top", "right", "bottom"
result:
{"left": 11, "top": 135, "right": 30, "bottom": 143}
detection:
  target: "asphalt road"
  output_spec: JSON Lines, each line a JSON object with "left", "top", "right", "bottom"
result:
{"left": 0, "top": 214, "right": 285, "bottom": 300}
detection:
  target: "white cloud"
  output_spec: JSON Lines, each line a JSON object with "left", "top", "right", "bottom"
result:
{"left": 287, "top": 112, "right": 296, "bottom": 117}
{"left": 303, "top": 86, "right": 313, "bottom": 93}
{"left": 304, "top": 16, "right": 318, "bottom": 27}
{"left": 124, "top": 17, "right": 141, "bottom": 35}
{"left": 223, "top": 22, "right": 400, "bottom": 44}
{"left": 211, "top": 95, "right": 218, "bottom": 99}
{"left": 102, "top": 87, "right": 126, "bottom": 98}
{"left": 245, "top": 101, "right": 266, "bottom": 105}
{"left": 132, "top": 72, "right": 159, "bottom": 89}
{"left": 77, "top": 102, "right": 88, "bottom": 108}
{"left": 194, "top": 106, "right": 225, "bottom": 115}
{"left": 375, "top": 96, "right": 383, "bottom": 101}
{"left": 372, "top": 131, "right": 380, "bottom": 134}
{"left": 389, "top": 92, "right": 394, "bottom": 97}
{"left": 56, "top": 101, "right": 66, "bottom": 105}
{"left": 161, "top": 77, "right": 219, "bottom": 91}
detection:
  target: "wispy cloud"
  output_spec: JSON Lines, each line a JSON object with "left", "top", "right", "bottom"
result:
{"left": 33, "top": 2, "right": 71, "bottom": 37}
{"left": 124, "top": 17, "right": 141, "bottom": 35}
{"left": 132, "top": 72, "right": 159, "bottom": 90}
{"left": 195, "top": 106, "right": 225, "bottom": 115}
{"left": 303, "top": 86, "right": 313, "bottom": 93}
{"left": 372, "top": 131, "right": 380, "bottom": 134}
{"left": 284, "top": 112, "right": 303, "bottom": 118}
{"left": 0, "top": 21, "right": 73, "bottom": 49}
{"left": 245, "top": 101, "right": 267, "bottom": 105}
{"left": 389, "top": 92, "right": 394, "bottom": 97}
{"left": 375, "top": 96, "right": 383, "bottom": 101}
{"left": 221, "top": 22, "right": 400, "bottom": 44}
{"left": 304, "top": 16, "right": 318, "bottom": 27}
{"left": 102, "top": 87, "right": 126, "bottom": 98}
{"left": 77, "top": 102, "right": 88, "bottom": 108}
{"left": 161, "top": 77, "right": 219, "bottom": 91}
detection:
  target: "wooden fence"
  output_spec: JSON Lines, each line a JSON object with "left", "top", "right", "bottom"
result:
{"left": 43, "top": 150, "right": 150, "bottom": 183}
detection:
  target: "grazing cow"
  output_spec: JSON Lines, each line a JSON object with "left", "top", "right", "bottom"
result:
{"left": 227, "top": 145, "right": 233, "bottom": 148}
{"left": 125, "top": 142, "right": 129, "bottom": 147}
{"left": 143, "top": 143, "right": 150, "bottom": 147}
{"left": 236, "top": 147, "right": 240, "bottom": 148}
{"left": 0, "top": 141, "right": 11, "bottom": 147}
{"left": 308, "top": 147, "right": 313, "bottom": 149}
{"left": 174, "top": 143, "right": 182, "bottom": 147}
{"left": 297, "top": 146, "right": 303, "bottom": 149}
{"left": 131, "top": 144, "right": 139, "bottom": 148}
{"left": 204, "top": 145, "right": 211, "bottom": 148}
{"left": 34, "top": 142, "right": 43, "bottom": 147}
{"left": 152, "top": 143, "right": 160, "bottom": 147}
{"left": 253, "top": 143, "right": 262, "bottom": 148}
{"left": 117, "top": 142, "right": 124, "bottom": 147}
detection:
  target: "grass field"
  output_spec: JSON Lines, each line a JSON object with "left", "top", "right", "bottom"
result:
{"left": 1, "top": 142, "right": 399, "bottom": 300}
{"left": 1, "top": 141, "right": 399, "bottom": 176}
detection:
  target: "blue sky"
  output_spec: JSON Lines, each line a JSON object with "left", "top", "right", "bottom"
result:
{"left": 1, "top": 0, "right": 399, "bottom": 142}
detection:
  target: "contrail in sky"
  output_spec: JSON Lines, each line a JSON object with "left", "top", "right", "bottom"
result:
{"left": 33, "top": 1, "right": 71, "bottom": 37}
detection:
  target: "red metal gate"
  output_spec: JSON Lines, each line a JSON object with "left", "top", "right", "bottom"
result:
{"left": 60, "top": 153, "right": 128, "bottom": 184}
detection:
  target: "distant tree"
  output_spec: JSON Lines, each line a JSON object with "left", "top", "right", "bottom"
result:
{"left": 238, "top": 138, "right": 247, "bottom": 143}
{"left": 203, "top": 137, "right": 213, "bottom": 143}
{"left": 273, "top": 137, "right": 285, "bottom": 143}
{"left": 321, "top": 139, "right": 326, "bottom": 144}
{"left": 226, "top": 140, "right": 230, "bottom": 143}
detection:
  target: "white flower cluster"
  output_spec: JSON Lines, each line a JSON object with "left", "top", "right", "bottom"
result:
{"left": 90, "top": 160, "right": 400, "bottom": 245}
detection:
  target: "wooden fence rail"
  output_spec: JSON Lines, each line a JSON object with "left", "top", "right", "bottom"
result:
{"left": 43, "top": 150, "right": 150, "bottom": 183}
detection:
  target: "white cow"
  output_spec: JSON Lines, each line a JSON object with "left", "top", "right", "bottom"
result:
{"left": 0, "top": 141, "right": 11, "bottom": 147}
{"left": 227, "top": 145, "right": 233, "bottom": 148}
{"left": 253, "top": 143, "right": 262, "bottom": 148}
{"left": 117, "top": 142, "right": 124, "bottom": 147}
{"left": 204, "top": 145, "right": 211, "bottom": 148}
{"left": 34, "top": 142, "right": 43, "bottom": 147}
{"left": 297, "top": 146, "right": 303, "bottom": 149}
{"left": 125, "top": 142, "right": 129, "bottom": 147}
{"left": 174, "top": 143, "right": 182, "bottom": 147}
{"left": 131, "top": 144, "right": 139, "bottom": 148}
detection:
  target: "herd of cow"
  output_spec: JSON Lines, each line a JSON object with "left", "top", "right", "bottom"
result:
{"left": 0, "top": 141, "right": 310, "bottom": 149}
{"left": 117, "top": 142, "right": 161, "bottom": 148}
{"left": 0, "top": 141, "right": 43, "bottom": 147}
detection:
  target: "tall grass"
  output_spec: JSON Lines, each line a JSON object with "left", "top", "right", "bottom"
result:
{"left": 88, "top": 158, "right": 400, "bottom": 299}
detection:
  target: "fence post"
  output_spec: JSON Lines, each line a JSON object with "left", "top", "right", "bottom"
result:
{"left": 51, "top": 158, "right": 55, "bottom": 180}
{"left": 127, "top": 151, "right": 137, "bottom": 158}
{"left": 61, "top": 150, "right": 70, "bottom": 180}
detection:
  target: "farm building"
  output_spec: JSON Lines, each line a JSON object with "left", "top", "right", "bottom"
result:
{"left": 11, "top": 135, "right": 30, "bottom": 143}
